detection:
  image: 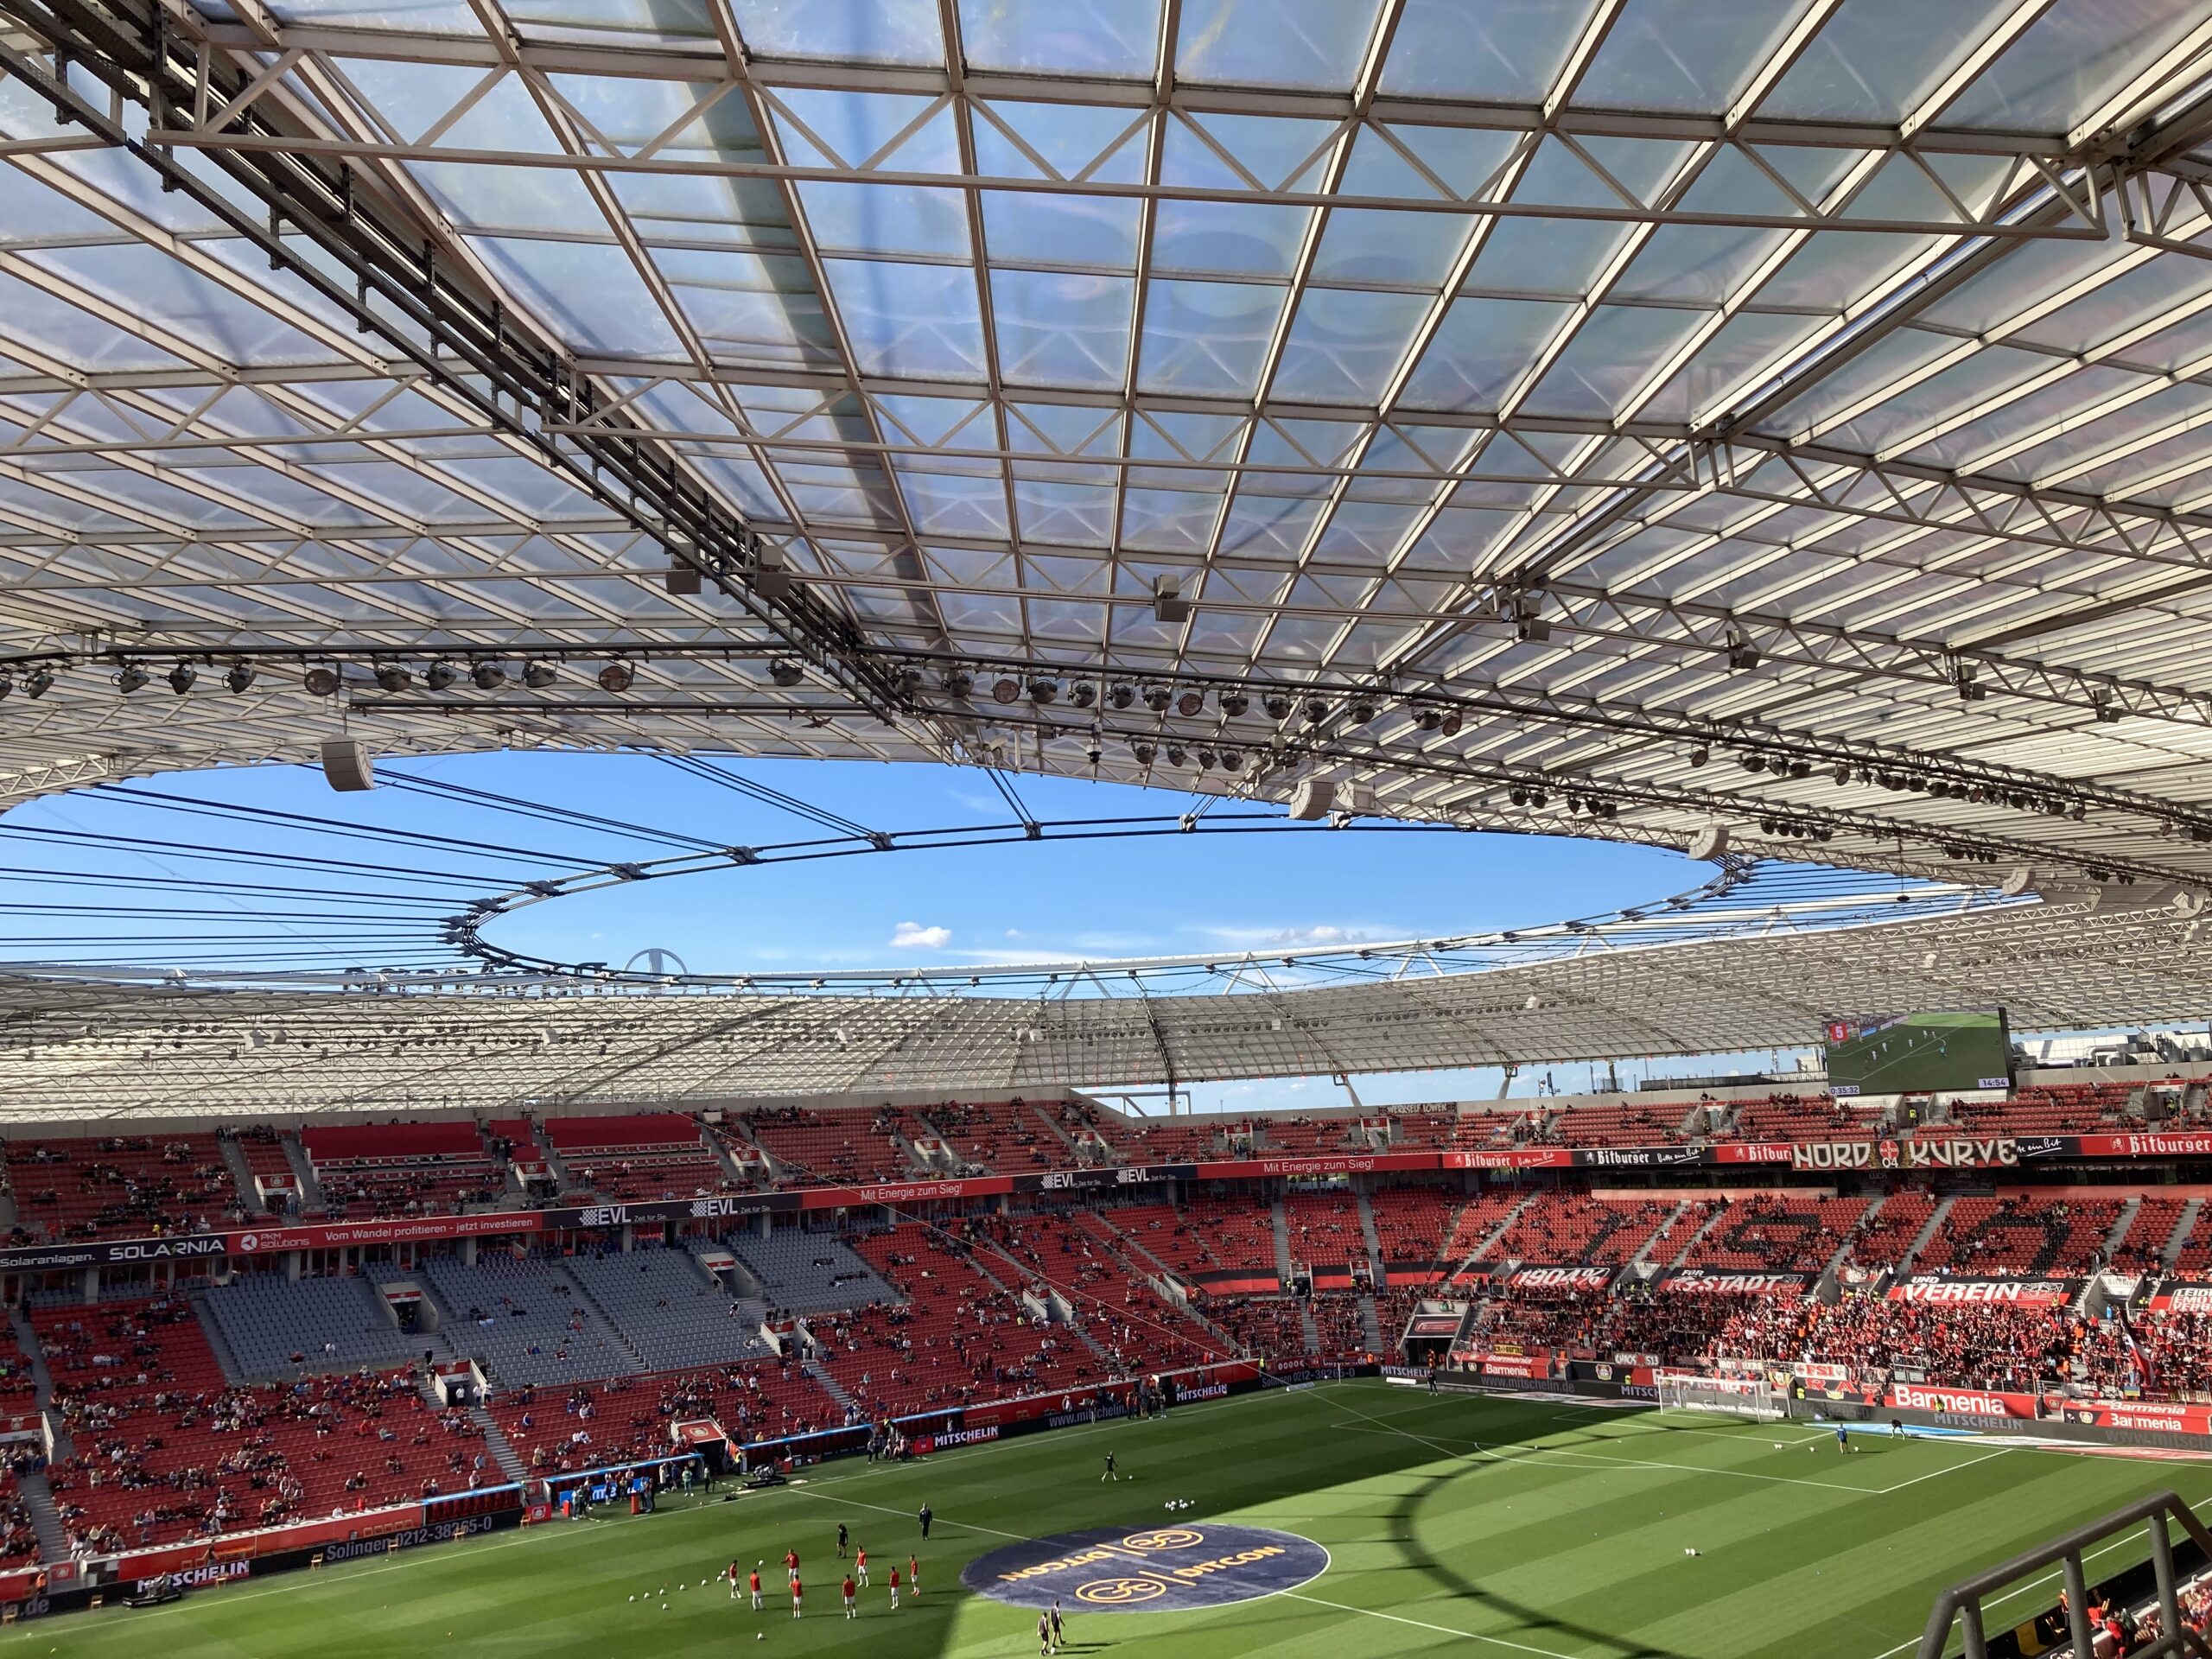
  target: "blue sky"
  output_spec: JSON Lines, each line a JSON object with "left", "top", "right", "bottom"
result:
{"left": 0, "top": 751, "right": 1819, "bottom": 1112}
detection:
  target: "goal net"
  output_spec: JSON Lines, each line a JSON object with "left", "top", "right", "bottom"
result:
{"left": 1657, "top": 1375, "right": 1785, "bottom": 1421}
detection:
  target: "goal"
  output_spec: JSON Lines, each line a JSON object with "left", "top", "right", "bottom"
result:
{"left": 1657, "top": 1375, "right": 1785, "bottom": 1421}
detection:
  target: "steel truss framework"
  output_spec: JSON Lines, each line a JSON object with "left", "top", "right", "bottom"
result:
{"left": 0, "top": 2, "right": 2211, "bottom": 1095}
{"left": 0, "top": 889, "right": 2204, "bottom": 1116}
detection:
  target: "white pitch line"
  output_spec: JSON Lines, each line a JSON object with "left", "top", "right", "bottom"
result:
{"left": 1858, "top": 1529, "right": 2148, "bottom": 1659}
{"left": 1873, "top": 1445, "right": 2012, "bottom": 1496}
{"left": 1281, "top": 1590, "right": 1592, "bottom": 1659}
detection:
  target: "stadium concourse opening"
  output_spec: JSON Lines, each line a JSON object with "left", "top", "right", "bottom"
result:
{"left": 11, "top": 0, "right": 2212, "bottom": 1654}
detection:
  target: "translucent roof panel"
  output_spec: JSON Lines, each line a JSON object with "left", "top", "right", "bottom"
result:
{"left": 0, "top": 0, "right": 2207, "bottom": 962}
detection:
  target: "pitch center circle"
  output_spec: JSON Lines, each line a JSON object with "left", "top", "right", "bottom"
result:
{"left": 960, "top": 1522, "right": 1329, "bottom": 1613}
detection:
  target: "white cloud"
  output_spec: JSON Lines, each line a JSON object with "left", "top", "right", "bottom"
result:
{"left": 889, "top": 921, "right": 951, "bottom": 950}
{"left": 1198, "top": 922, "right": 1388, "bottom": 949}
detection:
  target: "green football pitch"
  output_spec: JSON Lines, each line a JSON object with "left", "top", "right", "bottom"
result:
{"left": 13, "top": 1380, "right": 2211, "bottom": 1659}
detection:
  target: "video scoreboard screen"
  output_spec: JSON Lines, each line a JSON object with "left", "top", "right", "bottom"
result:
{"left": 1822, "top": 1010, "right": 2012, "bottom": 1098}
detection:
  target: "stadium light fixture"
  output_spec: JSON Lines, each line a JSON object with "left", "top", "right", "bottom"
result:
{"left": 771, "top": 660, "right": 806, "bottom": 689}
{"left": 1176, "top": 690, "right": 1205, "bottom": 718}
{"left": 1221, "top": 748, "right": 1244, "bottom": 771}
{"left": 1263, "top": 694, "right": 1292, "bottom": 721}
{"left": 1070, "top": 681, "right": 1096, "bottom": 709}
{"left": 302, "top": 665, "right": 341, "bottom": 696}
{"left": 471, "top": 662, "right": 508, "bottom": 690}
{"left": 1107, "top": 682, "right": 1135, "bottom": 709}
{"left": 223, "top": 664, "right": 256, "bottom": 695}
{"left": 375, "top": 664, "right": 413, "bottom": 693}
{"left": 1220, "top": 690, "right": 1249, "bottom": 716}
{"left": 166, "top": 663, "right": 197, "bottom": 695}
{"left": 1028, "top": 677, "right": 1059, "bottom": 704}
{"left": 0, "top": 674, "right": 11, "bottom": 702}
{"left": 24, "top": 668, "right": 54, "bottom": 699}
{"left": 595, "top": 662, "right": 633, "bottom": 693}
{"left": 424, "top": 660, "right": 459, "bottom": 691}
{"left": 114, "top": 664, "right": 149, "bottom": 695}
{"left": 1142, "top": 684, "right": 1171, "bottom": 712}
{"left": 523, "top": 661, "right": 557, "bottom": 690}
{"left": 944, "top": 669, "right": 975, "bottom": 699}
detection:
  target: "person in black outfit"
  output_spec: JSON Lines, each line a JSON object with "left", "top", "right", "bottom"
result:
{"left": 918, "top": 1503, "right": 932, "bottom": 1539}
{"left": 836, "top": 1522, "right": 849, "bottom": 1558}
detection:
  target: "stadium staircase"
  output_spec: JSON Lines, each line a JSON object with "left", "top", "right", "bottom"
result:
{"left": 1297, "top": 1302, "right": 1321, "bottom": 1357}
{"left": 1900, "top": 1194, "right": 1955, "bottom": 1273}
{"left": 1356, "top": 1294, "right": 1383, "bottom": 1353}
{"left": 467, "top": 1402, "right": 530, "bottom": 1485}
{"left": 799, "top": 1351, "right": 855, "bottom": 1417}
{"left": 1636, "top": 1198, "right": 1698, "bottom": 1268}
{"left": 1823, "top": 1193, "right": 1884, "bottom": 1282}
{"left": 2104, "top": 1197, "right": 2143, "bottom": 1265}
{"left": 2168, "top": 1198, "right": 2203, "bottom": 1267}
{"left": 1449, "top": 1193, "right": 1535, "bottom": 1279}
{"left": 215, "top": 1129, "right": 261, "bottom": 1208}
{"left": 706, "top": 1132, "right": 755, "bottom": 1188}
{"left": 280, "top": 1131, "right": 327, "bottom": 1212}
{"left": 188, "top": 1290, "right": 249, "bottom": 1384}
{"left": 1270, "top": 1198, "right": 1294, "bottom": 1285}
{"left": 1353, "top": 1190, "right": 1387, "bottom": 1285}
{"left": 1027, "top": 1103, "right": 1082, "bottom": 1158}
{"left": 563, "top": 1271, "right": 648, "bottom": 1372}
{"left": 8, "top": 1310, "right": 72, "bottom": 1562}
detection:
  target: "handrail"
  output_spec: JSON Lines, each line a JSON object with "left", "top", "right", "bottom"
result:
{"left": 1918, "top": 1490, "right": 2212, "bottom": 1659}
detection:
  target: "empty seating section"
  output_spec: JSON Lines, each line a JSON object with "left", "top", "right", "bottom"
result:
{"left": 1913, "top": 1194, "right": 2125, "bottom": 1275}
{"left": 1478, "top": 1192, "right": 1674, "bottom": 1266}
{"left": 1383, "top": 1114, "right": 1456, "bottom": 1147}
{"left": 3, "top": 1135, "right": 235, "bottom": 1243}
{"left": 1108, "top": 1121, "right": 1232, "bottom": 1163}
{"left": 1723, "top": 1095, "right": 1862, "bottom": 1141}
{"left": 912, "top": 1100, "right": 1057, "bottom": 1171}
{"left": 726, "top": 1229, "right": 901, "bottom": 1314}
{"left": 1680, "top": 1196, "right": 1869, "bottom": 1272}
{"left": 488, "top": 1364, "right": 839, "bottom": 1476}
{"left": 541, "top": 1116, "right": 729, "bottom": 1203}
{"left": 739, "top": 1107, "right": 916, "bottom": 1184}
{"left": 203, "top": 1273, "right": 428, "bottom": 1379}
{"left": 810, "top": 1226, "right": 1075, "bottom": 1420}
{"left": 1955, "top": 1083, "right": 2133, "bottom": 1137}
{"left": 1536, "top": 1103, "right": 1677, "bottom": 1147}
{"left": 415, "top": 1256, "right": 634, "bottom": 1388}
{"left": 1258, "top": 1116, "right": 1356, "bottom": 1154}
{"left": 304, "top": 1122, "right": 501, "bottom": 1217}
{"left": 1836, "top": 1191, "right": 1937, "bottom": 1274}
{"left": 563, "top": 1247, "right": 772, "bottom": 1372}
{"left": 1282, "top": 1192, "right": 1363, "bottom": 1267}
{"left": 35, "top": 1296, "right": 472, "bottom": 1553}
{"left": 2173, "top": 1208, "right": 2212, "bottom": 1274}
{"left": 1368, "top": 1187, "right": 1465, "bottom": 1274}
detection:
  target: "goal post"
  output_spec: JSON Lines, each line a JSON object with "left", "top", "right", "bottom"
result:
{"left": 1657, "top": 1374, "right": 1785, "bottom": 1421}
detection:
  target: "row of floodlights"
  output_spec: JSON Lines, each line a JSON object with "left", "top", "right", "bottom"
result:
{"left": 3, "top": 660, "right": 649, "bottom": 697}
{"left": 925, "top": 669, "right": 1466, "bottom": 734}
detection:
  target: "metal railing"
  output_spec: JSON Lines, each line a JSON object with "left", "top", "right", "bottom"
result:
{"left": 1919, "top": 1491, "right": 2212, "bottom": 1659}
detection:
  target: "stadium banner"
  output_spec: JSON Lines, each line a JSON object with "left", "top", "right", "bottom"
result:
{"left": 1509, "top": 1265, "right": 1617, "bottom": 1293}
{"left": 2072, "top": 1131, "right": 2212, "bottom": 1160}
{"left": 1786, "top": 1135, "right": 2037, "bottom": 1172}
{"left": 1478, "top": 1351, "right": 1553, "bottom": 1379}
{"left": 2057, "top": 1400, "right": 2212, "bottom": 1434}
{"left": 1884, "top": 1275, "right": 2079, "bottom": 1307}
{"left": 2146, "top": 1280, "right": 2212, "bottom": 1313}
{"left": 1882, "top": 1381, "right": 2041, "bottom": 1420}
{"left": 1192, "top": 1152, "right": 1440, "bottom": 1181}
{"left": 1440, "top": 1147, "right": 1575, "bottom": 1169}
{"left": 1659, "top": 1269, "right": 1809, "bottom": 1295}
{"left": 1569, "top": 1144, "right": 1708, "bottom": 1169}
{"left": 1792, "top": 1362, "right": 1851, "bottom": 1384}
{"left": 1710, "top": 1142, "right": 1796, "bottom": 1165}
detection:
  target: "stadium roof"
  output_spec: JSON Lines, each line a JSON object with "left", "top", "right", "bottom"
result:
{"left": 3, "top": 0, "right": 2212, "bottom": 1105}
